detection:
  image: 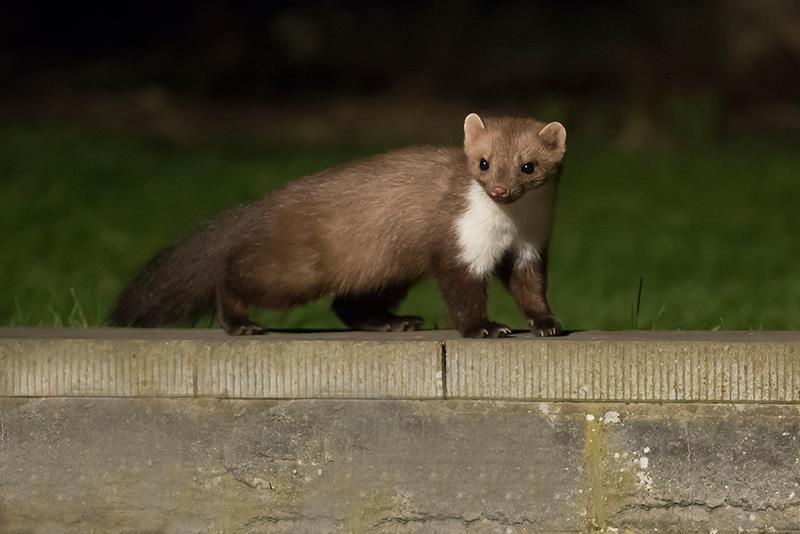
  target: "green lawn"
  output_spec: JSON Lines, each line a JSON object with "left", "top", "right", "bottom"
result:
{"left": 1, "top": 123, "right": 798, "bottom": 330}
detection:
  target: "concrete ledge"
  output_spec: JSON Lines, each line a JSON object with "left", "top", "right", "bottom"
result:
{"left": 0, "top": 329, "right": 443, "bottom": 399}
{"left": 4, "top": 328, "right": 800, "bottom": 533}
{"left": 447, "top": 336, "right": 800, "bottom": 402}
{"left": 3, "top": 328, "right": 800, "bottom": 402}
{"left": 3, "top": 398, "right": 800, "bottom": 533}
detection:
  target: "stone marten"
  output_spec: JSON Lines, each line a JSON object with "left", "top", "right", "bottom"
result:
{"left": 109, "top": 113, "right": 566, "bottom": 338}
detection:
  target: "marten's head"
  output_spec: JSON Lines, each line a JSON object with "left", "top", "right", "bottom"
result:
{"left": 463, "top": 113, "right": 566, "bottom": 204}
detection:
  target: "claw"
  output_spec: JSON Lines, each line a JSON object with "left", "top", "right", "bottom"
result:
{"left": 464, "top": 322, "right": 513, "bottom": 338}
{"left": 388, "top": 315, "right": 423, "bottom": 332}
{"left": 227, "top": 322, "right": 266, "bottom": 336}
{"left": 528, "top": 315, "right": 561, "bottom": 337}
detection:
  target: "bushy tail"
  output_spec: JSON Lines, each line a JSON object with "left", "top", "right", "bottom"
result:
{"left": 108, "top": 215, "right": 239, "bottom": 327}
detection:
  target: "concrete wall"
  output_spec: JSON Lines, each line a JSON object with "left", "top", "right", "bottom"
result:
{"left": 2, "top": 328, "right": 800, "bottom": 533}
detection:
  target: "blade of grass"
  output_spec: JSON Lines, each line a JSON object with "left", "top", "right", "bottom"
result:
{"left": 651, "top": 305, "right": 666, "bottom": 330}
{"left": 631, "top": 276, "right": 644, "bottom": 329}
{"left": 68, "top": 287, "right": 88, "bottom": 328}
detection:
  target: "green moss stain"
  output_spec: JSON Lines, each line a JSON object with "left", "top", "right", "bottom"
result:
{"left": 584, "top": 412, "right": 607, "bottom": 530}
{"left": 582, "top": 407, "right": 638, "bottom": 532}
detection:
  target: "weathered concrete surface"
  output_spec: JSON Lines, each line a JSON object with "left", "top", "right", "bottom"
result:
{"left": 2, "top": 399, "right": 800, "bottom": 533}
{"left": 594, "top": 403, "right": 800, "bottom": 532}
{"left": 3, "top": 328, "right": 800, "bottom": 533}
{"left": 0, "top": 398, "right": 587, "bottom": 533}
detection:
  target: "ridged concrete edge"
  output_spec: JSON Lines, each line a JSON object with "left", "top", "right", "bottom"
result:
{"left": 447, "top": 338, "right": 800, "bottom": 402}
{"left": 0, "top": 338, "right": 444, "bottom": 399}
{"left": 3, "top": 329, "right": 800, "bottom": 402}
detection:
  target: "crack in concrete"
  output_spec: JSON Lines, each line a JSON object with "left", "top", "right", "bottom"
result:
{"left": 372, "top": 511, "right": 541, "bottom": 529}
{"left": 618, "top": 499, "right": 726, "bottom": 513}
{"left": 440, "top": 340, "right": 448, "bottom": 398}
{"left": 239, "top": 514, "right": 342, "bottom": 531}
{"left": 253, "top": 451, "right": 297, "bottom": 462}
{"left": 222, "top": 464, "right": 273, "bottom": 491}
{"left": 617, "top": 498, "right": 800, "bottom": 514}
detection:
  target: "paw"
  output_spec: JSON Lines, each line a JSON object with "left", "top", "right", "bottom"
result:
{"left": 351, "top": 315, "right": 424, "bottom": 332}
{"left": 528, "top": 315, "right": 560, "bottom": 337}
{"left": 226, "top": 322, "right": 266, "bottom": 336}
{"left": 463, "top": 322, "right": 513, "bottom": 338}
{"left": 387, "top": 315, "right": 424, "bottom": 332}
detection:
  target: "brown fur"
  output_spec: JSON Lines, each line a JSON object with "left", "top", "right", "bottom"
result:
{"left": 464, "top": 114, "right": 566, "bottom": 204}
{"left": 109, "top": 115, "right": 566, "bottom": 337}
{"left": 497, "top": 249, "right": 558, "bottom": 336}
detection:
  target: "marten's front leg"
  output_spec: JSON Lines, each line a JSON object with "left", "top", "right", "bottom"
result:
{"left": 433, "top": 262, "right": 511, "bottom": 338}
{"left": 498, "top": 249, "right": 560, "bottom": 337}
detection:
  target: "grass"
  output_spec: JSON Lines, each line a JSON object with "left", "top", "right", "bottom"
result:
{"left": 1, "top": 122, "right": 798, "bottom": 331}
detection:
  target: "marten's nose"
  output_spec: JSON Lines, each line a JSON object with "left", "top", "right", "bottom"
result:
{"left": 489, "top": 185, "right": 509, "bottom": 199}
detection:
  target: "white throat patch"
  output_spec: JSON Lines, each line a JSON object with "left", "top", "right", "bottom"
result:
{"left": 455, "top": 181, "right": 542, "bottom": 277}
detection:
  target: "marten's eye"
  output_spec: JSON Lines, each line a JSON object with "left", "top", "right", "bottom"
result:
{"left": 479, "top": 158, "right": 489, "bottom": 171}
{"left": 521, "top": 162, "right": 535, "bottom": 174}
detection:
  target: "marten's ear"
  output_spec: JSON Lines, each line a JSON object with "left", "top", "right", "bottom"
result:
{"left": 464, "top": 113, "right": 486, "bottom": 145}
{"left": 538, "top": 122, "right": 567, "bottom": 152}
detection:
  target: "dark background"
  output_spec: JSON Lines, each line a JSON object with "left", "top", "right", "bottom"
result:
{"left": 3, "top": 1, "right": 799, "bottom": 144}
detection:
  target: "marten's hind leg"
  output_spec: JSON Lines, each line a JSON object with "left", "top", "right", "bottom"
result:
{"left": 332, "top": 284, "right": 422, "bottom": 332}
{"left": 216, "top": 281, "right": 265, "bottom": 335}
